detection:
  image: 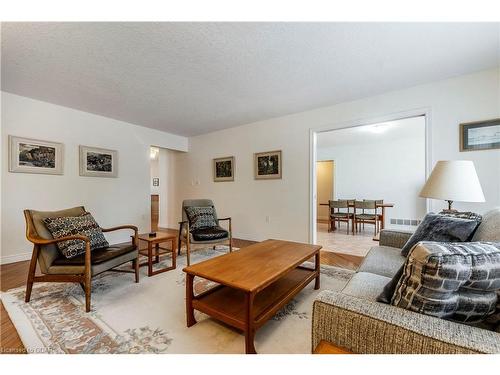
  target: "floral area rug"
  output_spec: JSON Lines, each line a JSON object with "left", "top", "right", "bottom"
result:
{"left": 1, "top": 246, "right": 353, "bottom": 354}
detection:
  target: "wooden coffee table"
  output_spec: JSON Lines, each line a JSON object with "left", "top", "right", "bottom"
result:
{"left": 183, "top": 239, "right": 322, "bottom": 354}
{"left": 137, "top": 231, "right": 177, "bottom": 276}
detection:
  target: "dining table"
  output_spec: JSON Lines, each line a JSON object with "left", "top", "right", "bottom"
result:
{"left": 319, "top": 201, "right": 394, "bottom": 235}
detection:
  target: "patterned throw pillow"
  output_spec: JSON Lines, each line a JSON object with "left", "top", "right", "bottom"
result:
{"left": 184, "top": 206, "right": 218, "bottom": 231}
{"left": 43, "top": 212, "right": 109, "bottom": 258}
{"left": 391, "top": 241, "right": 500, "bottom": 323}
{"left": 439, "top": 210, "right": 483, "bottom": 222}
{"left": 400, "top": 213, "right": 480, "bottom": 257}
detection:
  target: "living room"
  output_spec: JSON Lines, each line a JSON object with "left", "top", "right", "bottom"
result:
{"left": 1, "top": 1, "right": 500, "bottom": 371}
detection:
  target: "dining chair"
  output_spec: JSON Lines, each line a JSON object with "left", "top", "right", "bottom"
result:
{"left": 373, "top": 199, "right": 384, "bottom": 230}
{"left": 328, "top": 200, "right": 353, "bottom": 234}
{"left": 353, "top": 200, "right": 378, "bottom": 235}
{"left": 362, "top": 199, "right": 384, "bottom": 231}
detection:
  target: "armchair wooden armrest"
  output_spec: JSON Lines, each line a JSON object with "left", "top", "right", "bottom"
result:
{"left": 100, "top": 225, "right": 138, "bottom": 246}
{"left": 26, "top": 233, "right": 90, "bottom": 246}
{"left": 101, "top": 224, "right": 138, "bottom": 233}
{"left": 217, "top": 217, "right": 232, "bottom": 237}
{"left": 178, "top": 220, "right": 189, "bottom": 233}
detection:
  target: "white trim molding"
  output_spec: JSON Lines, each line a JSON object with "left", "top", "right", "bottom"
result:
{"left": 0, "top": 251, "right": 32, "bottom": 265}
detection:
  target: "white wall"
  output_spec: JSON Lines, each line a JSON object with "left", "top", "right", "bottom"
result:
{"left": 175, "top": 68, "right": 500, "bottom": 243}
{"left": 1, "top": 92, "right": 188, "bottom": 264}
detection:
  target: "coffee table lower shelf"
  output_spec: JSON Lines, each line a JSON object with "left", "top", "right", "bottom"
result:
{"left": 187, "top": 266, "right": 319, "bottom": 353}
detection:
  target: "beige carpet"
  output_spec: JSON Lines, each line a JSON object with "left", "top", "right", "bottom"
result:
{"left": 1, "top": 246, "right": 353, "bottom": 354}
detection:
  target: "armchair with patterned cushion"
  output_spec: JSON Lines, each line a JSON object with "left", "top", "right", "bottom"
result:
{"left": 24, "top": 206, "right": 139, "bottom": 312}
{"left": 177, "top": 199, "right": 232, "bottom": 266}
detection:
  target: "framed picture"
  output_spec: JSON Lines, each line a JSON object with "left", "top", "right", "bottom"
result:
{"left": 460, "top": 118, "right": 500, "bottom": 152}
{"left": 213, "top": 156, "right": 235, "bottom": 182}
{"left": 79, "top": 145, "right": 118, "bottom": 177}
{"left": 254, "top": 150, "right": 282, "bottom": 180}
{"left": 8, "top": 135, "right": 63, "bottom": 175}
{"left": 152, "top": 177, "right": 159, "bottom": 186}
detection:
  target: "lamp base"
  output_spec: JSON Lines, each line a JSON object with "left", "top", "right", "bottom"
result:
{"left": 441, "top": 200, "right": 458, "bottom": 213}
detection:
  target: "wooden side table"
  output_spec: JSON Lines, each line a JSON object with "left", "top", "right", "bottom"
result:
{"left": 137, "top": 232, "right": 177, "bottom": 276}
{"left": 313, "top": 340, "right": 353, "bottom": 354}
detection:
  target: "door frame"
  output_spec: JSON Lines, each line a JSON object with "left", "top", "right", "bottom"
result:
{"left": 308, "top": 108, "right": 432, "bottom": 244}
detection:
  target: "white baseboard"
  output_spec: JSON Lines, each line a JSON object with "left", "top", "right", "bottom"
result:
{"left": 0, "top": 251, "right": 32, "bottom": 265}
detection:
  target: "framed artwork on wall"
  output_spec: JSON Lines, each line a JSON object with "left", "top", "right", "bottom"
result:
{"left": 8, "top": 135, "right": 64, "bottom": 175}
{"left": 79, "top": 145, "right": 118, "bottom": 177}
{"left": 254, "top": 150, "right": 282, "bottom": 180}
{"left": 152, "top": 177, "right": 159, "bottom": 186}
{"left": 460, "top": 118, "right": 500, "bottom": 152}
{"left": 213, "top": 156, "right": 235, "bottom": 182}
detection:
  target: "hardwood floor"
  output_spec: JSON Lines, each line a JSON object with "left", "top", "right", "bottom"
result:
{"left": 1, "top": 260, "right": 30, "bottom": 354}
{"left": 0, "top": 233, "right": 363, "bottom": 354}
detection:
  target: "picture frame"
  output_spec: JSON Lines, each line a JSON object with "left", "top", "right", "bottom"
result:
{"left": 460, "top": 118, "right": 500, "bottom": 152}
{"left": 213, "top": 156, "right": 235, "bottom": 182}
{"left": 254, "top": 150, "right": 282, "bottom": 180}
{"left": 8, "top": 135, "right": 64, "bottom": 175}
{"left": 79, "top": 145, "right": 118, "bottom": 177}
{"left": 152, "top": 177, "right": 159, "bottom": 186}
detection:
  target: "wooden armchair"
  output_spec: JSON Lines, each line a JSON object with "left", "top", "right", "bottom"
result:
{"left": 24, "top": 206, "right": 139, "bottom": 312}
{"left": 177, "top": 199, "right": 232, "bottom": 266}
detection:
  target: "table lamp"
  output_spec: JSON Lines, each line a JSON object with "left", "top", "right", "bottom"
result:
{"left": 419, "top": 160, "right": 485, "bottom": 210}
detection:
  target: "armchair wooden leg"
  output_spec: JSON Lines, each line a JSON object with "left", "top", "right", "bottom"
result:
{"left": 186, "top": 240, "right": 191, "bottom": 266}
{"left": 177, "top": 237, "right": 182, "bottom": 255}
{"left": 85, "top": 280, "right": 91, "bottom": 312}
{"left": 229, "top": 238, "right": 233, "bottom": 252}
{"left": 133, "top": 257, "right": 139, "bottom": 283}
{"left": 25, "top": 245, "right": 39, "bottom": 302}
{"left": 84, "top": 267, "right": 92, "bottom": 312}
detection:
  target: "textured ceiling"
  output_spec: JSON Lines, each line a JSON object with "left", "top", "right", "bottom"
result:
{"left": 2, "top": 22, "right": 499, "bottom": 136}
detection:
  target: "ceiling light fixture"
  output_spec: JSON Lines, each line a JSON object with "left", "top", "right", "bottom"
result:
{"left": 360, "top": 123, "right": 393, "bottom": 134}
{"left": 150, "top": 147, "right": 159, "bottom": 160}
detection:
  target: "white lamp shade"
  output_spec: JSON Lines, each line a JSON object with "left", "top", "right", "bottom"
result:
{"left": 419, "top": 160, "right": 485, "bottom": 202}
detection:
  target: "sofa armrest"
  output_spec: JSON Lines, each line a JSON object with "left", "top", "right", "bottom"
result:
{"left": 378, "top": 229, "right": 412, "bottom": 249}
{"left": 312, "top": 291, "right": 500, "bottom": 354}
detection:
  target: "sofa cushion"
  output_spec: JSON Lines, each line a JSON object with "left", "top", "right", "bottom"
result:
{"left": 52, "top": 242, "right": 136, "bottom": 265}
{"left": 377, "top": 264, "right": 404, "bottom": 304}
{"left": 43, "top": 212, "right": 109, "bottom": 258}
{"left": 358, "top": 246, "right": 406, "bottom": 278}
{"left": 191, "top": 226, "right": 228, "bottom": 241}
{"left": 472, "top": 208, "right": 500, "bottom": 242}
{"left": 184, "top": 206, "right": 218, "bottom": 231}
{"left": 391, "top": 241, "right": 500, "bottom": 323}
{"left": 400, "top": 213, "right": 480, "bottom": 257}
{"left": 342, "top": 272, "right": 392, "bottom": 301}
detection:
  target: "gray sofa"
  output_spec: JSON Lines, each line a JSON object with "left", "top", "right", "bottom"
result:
{"left": 312, "top": 210, "right": 500, "bottom": 354}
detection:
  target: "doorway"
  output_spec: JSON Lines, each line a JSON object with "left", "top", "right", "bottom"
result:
{"left": 149, "top": 146, "right": 180, "bottom": 232}
{"left": 310, "top": 111, "right": 430, "bottom": 256}
{"left": 316, "top": 160, "right": 334, "bottom": 222}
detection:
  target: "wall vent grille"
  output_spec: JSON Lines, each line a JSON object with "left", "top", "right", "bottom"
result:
{"left": 389, "top": 218, "right": 421, "bottom": 226}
